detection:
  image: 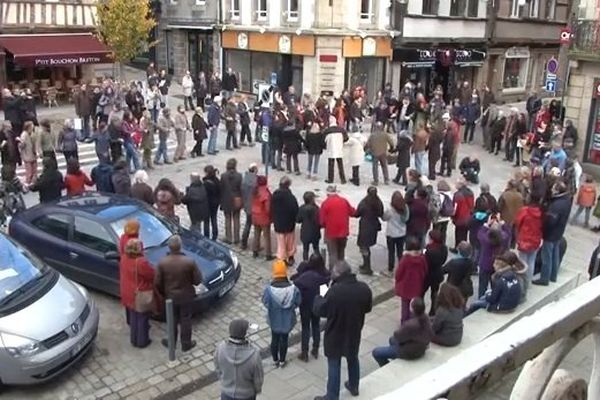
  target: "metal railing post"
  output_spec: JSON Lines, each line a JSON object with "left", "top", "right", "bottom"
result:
{"left": 165, "top": 299, "right": 176, "bottom": 361}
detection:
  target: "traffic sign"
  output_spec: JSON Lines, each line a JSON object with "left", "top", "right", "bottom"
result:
{"left": 545, "top": 79, "right": 556, "bottom": 93}
{"left": 546, "top": 57, "right": 559, "bottom": 74}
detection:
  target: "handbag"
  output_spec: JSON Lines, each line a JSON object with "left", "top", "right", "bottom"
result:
{"left": 133, "top": 259, "right": 154, "bottom": 313}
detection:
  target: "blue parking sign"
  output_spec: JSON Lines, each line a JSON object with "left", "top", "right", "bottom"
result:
{"left": 545, "top": 79, "right": 556, "bottom": 93}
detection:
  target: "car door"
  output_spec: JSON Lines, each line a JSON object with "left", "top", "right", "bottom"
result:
{"left": 68, "top": 216, "right": 120, "bottom": 296}
{"left": 27, "top": 213, "right": 76, "bottom": 277}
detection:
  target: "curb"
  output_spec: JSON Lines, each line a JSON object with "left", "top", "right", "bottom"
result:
{"left": 153, "top": 287, "right": 396, "bottom": 400}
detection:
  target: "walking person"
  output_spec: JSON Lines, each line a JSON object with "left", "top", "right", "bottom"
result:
{"left": 155, "top": 108, "right": 174, "bottom": 165}
{"left": 571, "top": 175, "right": 597, "bottom": 227}
{"left": 182, "top": 173, "right": 210, "bottom": 233}
{"left": 365, "top": 123, "right": 394, "bottom": 185}
{"left": 154, "top": 235, "right": 202, "bottom": 352}
{"left": 58, "top": 119, "right": 79, "bottom": 162}
{"left": 383, "top": 191, "right": 409, "bottom": 273}
{"left": 203, "top": 165, "right": 221, "bottom": 240}
{"left": 214, "top": 319, "right": 264, "bottom": 400}
{"left": 207, "top": 97, "right": 222, "bottom": 155}
{"left": 271, "top": 176, "right": 299, "bottom": 265}
{"left": 320, "top": 186, "right": 356, "bottom": 270}
{"left": 323, "top": 116, "right": 348, "bottom": 184}
{"left": 292, "top": 254, "right": 329, "bottom": 362}
{"left": 297, "top": 191, "right": 321, "bottom": 261}
{"left": 313, "top": 261, "right": 372, "bottom": 400}
{"left": 221, "top": 158, "right": 243, "bottom": 244}
{"left": 241, "top": 163, "right": 258, "bottom": 250}
{"left": 262, "top": 260, "right": 301, "bottom": 368}
{"left": 18, "top": 121, "right": 38, "bottom": 185}
{"left": 251, "top": 175, "right": 273, "bottom": 260}
{"left": 173, "top": 105, "right": 189, "bottom": 162}
{"left": 119, "top": 238, "right": 155, "bottom": 348}
{"left": 190, "top": 107, "right": 207, "bottom": 157}
{"left": 356, "top": 186, "right": 384, "bottom": 275}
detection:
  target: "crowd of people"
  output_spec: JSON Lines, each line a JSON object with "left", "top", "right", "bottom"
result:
{"left": 2, "top": 63, "right": 600, "bottom": 400}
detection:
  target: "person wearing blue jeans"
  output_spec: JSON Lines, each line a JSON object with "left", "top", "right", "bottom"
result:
{"left": 207, "top": 98, "right": 222, "bottom": 155}
{"left": 124, "top": 141, "right": 140, "bottom": 173}
{"left": 414, "top": 151, "right": 426, "bottom": 176}
{"left": 539, "top": 240, "right": 561, "bottom": 283}
{"left": 155, "top": 108, "right": 174, "bottom": 165}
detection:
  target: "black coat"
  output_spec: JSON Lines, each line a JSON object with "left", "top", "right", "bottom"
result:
{"left": 21, "top": 97, "right": 38, "bottom": 125}
{"left": 543, "top": 193, "right": 572, "bottom": 242}
{"left": 425, "top": 244, "right": 449, "bottom": 287}
{"left": 271, "top": 187, "right": 299, "bottom": 233}
{"left": 396, "top": 134, "right": 413, "bottom": 169}
{"left": 220, "top": 170, "right": 243, "bottom": 214}
{"left": 356, "top": 197, "right": 383, "bottom": 248}
{"left": 112, "top": 167, "right": 131, "bottom": 196}
{"left": 305, "top": 131, "right": 325, "bottom": 155}
{"left": 314, "top": 272, "right": 372, "bottom": 358}
{"left": 203, "top": 176, "right": 221, "bottom": 212}
{"left": 281, "top": 125, "right": 304, "bottom": 155}
{"left": 293, "top": 268, "right": 330, "bottom": 311}
{"left": 191, "top": 114, "right": 207, "bottom": 141}
{"left": 3, "top": 96, "right": 22, "bottom": 129}
{"left": 0, "top": 129, "right": 21, "bottom": 166}
{"left": 297, "top": 203, "right": 321, "bottom": 243}
{"left": 182, "top": 181, "right": 210, "bottom": 224}
{"left": 29, "top": 169, "right": 64, "bottom": 203}
{"left": 91, "top": 163, "right": 115, "bottom": 193}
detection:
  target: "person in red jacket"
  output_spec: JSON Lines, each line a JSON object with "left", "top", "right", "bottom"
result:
{"left": 251, "top": 175, "right": 273, "bottom": 260}
{"left": 119, "top": 219, "right": 140, "bottom": 255}
{"left": 395, "top": 236, "right": 429, "bottom": 324}
{"left": 119, "top": 238, "right": 155, "bottom": 348}
{"left": 319, "top": 185, "right": 356, "bottom": 270}
{"left": 452, "top": 178, "right": 475, "bottom": 250}
{"left": 64, "top": 158, "right": 93, "bottom": 196}
{"left": 515, "top": 193, "right": 543, "bottom": 289}
{"left": 572, "top": 174, "right": 597, "bottom": 228}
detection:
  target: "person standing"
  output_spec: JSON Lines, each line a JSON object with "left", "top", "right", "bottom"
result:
{"left": 571, "top": 175, "right": 597, "bottom": 227}
{"left": 182, "top": 173, "right": 210, "bottom": 232}
{"left": 154, "top": 235, "right": 202, "bottom": 352}
{"left": 29, "top": 157, "right": 63, "bottom": 203}
{"left": 534, "top": 182, "right": 572, "bottom": 286}
{"left": 130, "top": 170, "right": 153, "bottom": 205}
{"left": 173, "top": 105, "right": 190, "bottom": 162}
{"left": 526, "top": 91, "right": 542, "bottom": 132}
{"left": 305, "top": 118, "right": 325, "bottom": 180}
{"left": 222, "top": 67, "right": 238, "bottom": 99}
{"left": 297, "top": 191, "right": 321, "bottom": 261}
{"left": 154, "top": 178, "right": 182, "bottom": 221}
{"left": 203, "top": 165, "right": 221, "bottom": 240}
{"left": 282, "top": 121, "right": 304, "bottom": 175}
{"left": 91, "top": 158, "right": 115, "bottom": 193}
{"left": 238, "top": 95, "right": 253, "bottom": 146}
{"left": 139, "top": 110, "right": 154, "bottom": 169}
{"left": 395, "top": 236, "right": 429, "bottom": 323}
{"left": 427, "top": 121, "right": 443, "bottom": 181}
{"left": 195, "top": 72, "right": 208, "bottom": 110}
{"left": 423, "top": 230, "right": 448, "bottom": 316}
{"left": 38, "top": 119, "right": 56, "bottom": 162}
{"left": 251, "top": 175, "right": 273, "bottom": 260}
{"left": 477, "top": 220, "right": 511, "bottom": 297}
{"left": 365, "top": 123, "right": 394, "bottom": 185}
{"left": 221, "top": 158, "right": 243, "bottom": 244}
{"left": 498, "top": 180, "right": 525, "bottom": 247}
{"left": 64, "top": 158, "right": 93, "bottom": 196}
{"left": 119, "top": 238, "right": 155, "bottom": 348}
{"left": 182, "top": 70, "right": 195, "bottom": 111}
{"left": 413, "top": 122, "right": 429, "bottom": 176}
{"left": 320, "top": 186, "right": 356, "bottom": 269}
{"left": 155, "top": 108, "right": 174, "bottom": 165}
{"left": 241, "top": 163, "right": 258, "bottom": 250}
{"left": 393, "top": 129, "right": 413, "bottom": 185}
{"left": 271, "top": 176, "right": 299, "bottom": 265}
{"left": 2, "top": 89, "right": 22, "bottom": 136}
{"left": 112, "top": 160, "right": 131, "bottom": 196}
{"left": 462, "top": 96, "right": 481, "bottom": 144}
{"left": 207, "top": 97, "right": 222, "bottom": 155}
{"left": 146, "top": 85, "right": 161, "bottom": 124}
{"left": 452, "top": 178, "right": 475, "bottom": 250}
{"left": 125, "top": 84, "right": 145, "bottom": 122}
{"left": 344, "top": 128, "right": 365, "bottom": 186}
{"left": 191, "top": 107, "right": 208, "bottom": 158}
{"left": 18, "top": 121, "right": 38, "bottom": 185}
{"left": 383, "top": 191, "right": 409, "bottom": 273}
{"left": 262, "top": 260, "right": 301, "bottom": 368}
{"left": 214, "top": 319, "right": 264, "bottom": 400}
{"left": 210, "top": 71, "right": 222, "bottom": 100}
{"left": 74, "top": 84, "right": 93, "bottom": 140}
{"left": 514, "top": 193, "right": 543, "bottom": 290}
{"left": 224, "top": 97, "right": 239, "bottom": 150}
{"left": 158, "top": 69, "right": 171, "bottom": 105}
{"left": 323, "top": 116, "right": 348, "bottom": 184}
{"left": 58, "top": 119, "right": 79, "bottom": 162}
{"left": 356, "top": 186, "right": 384, "bottom": 275}
{"left": 313, "top": 261, "right": 373, "bottom": 400}
{"left": 121, "top": 111, "right": 140, "bottom": 173}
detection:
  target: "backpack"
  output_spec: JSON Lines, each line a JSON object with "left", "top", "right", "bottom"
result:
{"left": 440, "top": 193, "right": 455, "bottom": 217}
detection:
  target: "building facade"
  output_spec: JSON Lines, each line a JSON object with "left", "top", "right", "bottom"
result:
{"left": 155, "top": 0, "right": 220, "bottom": 81}
{"left": 565, "top": 0, "right": 600, "bottom": 171}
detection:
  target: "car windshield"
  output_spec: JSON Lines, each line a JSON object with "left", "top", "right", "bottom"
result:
{"left": 110, "top": 210, "right": 174, "bottom": 249}
{"left": 0, "top": 235, "right": 45, "bottom": 302}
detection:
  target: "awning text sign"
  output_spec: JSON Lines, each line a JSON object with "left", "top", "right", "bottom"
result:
{"left": 33, "top": 55, "right": 106, "bottom": 66}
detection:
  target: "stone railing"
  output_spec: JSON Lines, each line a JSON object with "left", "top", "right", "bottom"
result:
{"left": 376, "top": 277, "right": 600, "bottom": 400}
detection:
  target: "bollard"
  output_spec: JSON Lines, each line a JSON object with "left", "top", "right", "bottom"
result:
{"left": 165, "top": 299, "right": 176, "bottom": 361}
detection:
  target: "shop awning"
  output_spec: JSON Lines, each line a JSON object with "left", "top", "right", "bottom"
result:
{"left": 0, "top": 33, "right": 112, "bottom": 67}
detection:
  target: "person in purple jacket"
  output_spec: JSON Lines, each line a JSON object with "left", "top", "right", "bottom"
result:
{"left": 477, "top": 216, "right": 511, "bottom": 297}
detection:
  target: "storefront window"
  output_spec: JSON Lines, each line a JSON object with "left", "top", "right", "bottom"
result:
{"left": 346, "top": 57, "right": 385, "bottom": 101}
{"left": 225, "top": 50, "right": 251, "bottom": 91}
{"left": 224, "top": 50, "right": 301, "bottom": 93}
{"left": 503, "top": 57, "right": 529, "bottom": 90}
{"left": 587, "top": 94, "right": 600, "bottom": 164}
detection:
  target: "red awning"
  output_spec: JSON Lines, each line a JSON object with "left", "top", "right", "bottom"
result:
{"left": 0, "top": 33, "right": 112, "bottom": 67}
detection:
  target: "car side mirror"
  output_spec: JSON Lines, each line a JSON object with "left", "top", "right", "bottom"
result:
{"left": 104, "top": 251, "right": 120, "bottom": 261}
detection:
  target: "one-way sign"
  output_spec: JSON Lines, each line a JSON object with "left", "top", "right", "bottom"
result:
{"left": 545, "top": 79, "right": 556, "bottom": 93}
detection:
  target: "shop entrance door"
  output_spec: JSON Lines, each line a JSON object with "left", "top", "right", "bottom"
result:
{"left": 278, "top": 55, "right": 293, "bottom": 91}
{"left": 188, "top": 32, "right": 212, "bottom": 79}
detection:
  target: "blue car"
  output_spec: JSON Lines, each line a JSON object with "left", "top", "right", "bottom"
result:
{"left": 8, "top": 192, "right": 241, "bottom": 306}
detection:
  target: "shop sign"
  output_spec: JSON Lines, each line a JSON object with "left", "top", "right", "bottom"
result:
{"left": 362, "top": 38, "right": 376, "bottom": 57}
{"left": 594, "top": 78, "right": 600, "bottom": 99}
{"left": 237, "top": 33, "right": 248, "bottom": 49}
{"left": 319, "top": 54, "right": 337, "bottom": 63}
{"left": 505, "top": 47, "right": 530, "bottom": 58}
{"left": 278, "top": 35, "right": 291, "bottom": 53}
{"left": 34, "top": 56, "right": 102, "bottom": 66}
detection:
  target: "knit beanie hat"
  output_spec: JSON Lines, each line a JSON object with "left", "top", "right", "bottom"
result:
{"left": 229, "top": 319, "right": 249, "bottom": 340}
{"left": 124, "top": 219, "right": 140, "bottom": 236}
{"left": 272, "top": 259, "right": 288, "bottom": 279}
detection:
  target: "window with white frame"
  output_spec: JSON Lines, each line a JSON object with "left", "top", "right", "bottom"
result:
{"left": 287, "top": 0, "right": 299, "bottom": 20}
{"left": 230, "top": 0, "right": 240, "bottom": 19}
{"left": 257, "top": 0, "right": 268, "bottom": 20}
{"left": 529, "top": 0, "right": 539, "bottom": 18}
{"left": 545, "top": 0, "right": 556, "bottom": 19}
{"left": 511, "top": 0, "right": 524, "bottom": 17}
{"left": 360, "top": 0, "right": 374, "bottom": 21}
{"left": 422, "top": 0, "right": 438, "bottom": 15}
{"left": 503, "top": 48, "right": 530, "bottom": 90}
{"left": 450, "top": 0, "right": 466, "bottom": 16}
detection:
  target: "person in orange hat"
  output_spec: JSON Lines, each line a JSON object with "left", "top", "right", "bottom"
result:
{"left": 119, "top": 219, "right": 140, "bottom": 255}
{"left": 262, "top": 259, "right": 301, "bottom": 368}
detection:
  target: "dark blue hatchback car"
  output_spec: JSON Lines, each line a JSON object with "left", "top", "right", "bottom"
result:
{"left": 8, "top": 192, "right": 241, "bottom": 305}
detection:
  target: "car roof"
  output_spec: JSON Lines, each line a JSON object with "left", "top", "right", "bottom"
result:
{"left": 24, "top": 192, "right": 142, "bottom": 222}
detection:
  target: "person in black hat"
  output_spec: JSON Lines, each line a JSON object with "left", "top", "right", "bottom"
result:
{"left": 214, "top": 319, "right": 264, "bottom": 400}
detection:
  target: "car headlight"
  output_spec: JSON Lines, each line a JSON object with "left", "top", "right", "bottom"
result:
{"left": 73, "top": 282, "right": 89, "bottom": 300}
{"left": 0, "top": 332, "right": 42, "bottom": 358}
{"left": 229, "top": 250, "right": 239, "bottom": 269}
{"left": 194, "top": 283, "right": 209, "bottom": 295}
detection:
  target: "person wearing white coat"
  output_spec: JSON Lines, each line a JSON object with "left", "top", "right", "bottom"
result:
{"left": 323, "top": 116, "right": 348, "bottom": 184}
{"left": 182, "top": 71, "right": 195, "bottom": 111}
{"left": 344, "top": 130, "right": 366, "bottom": 186}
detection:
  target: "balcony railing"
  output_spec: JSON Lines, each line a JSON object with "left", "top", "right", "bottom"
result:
{"left": 570, "top": 19, "right": 600, "bottom": 59}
